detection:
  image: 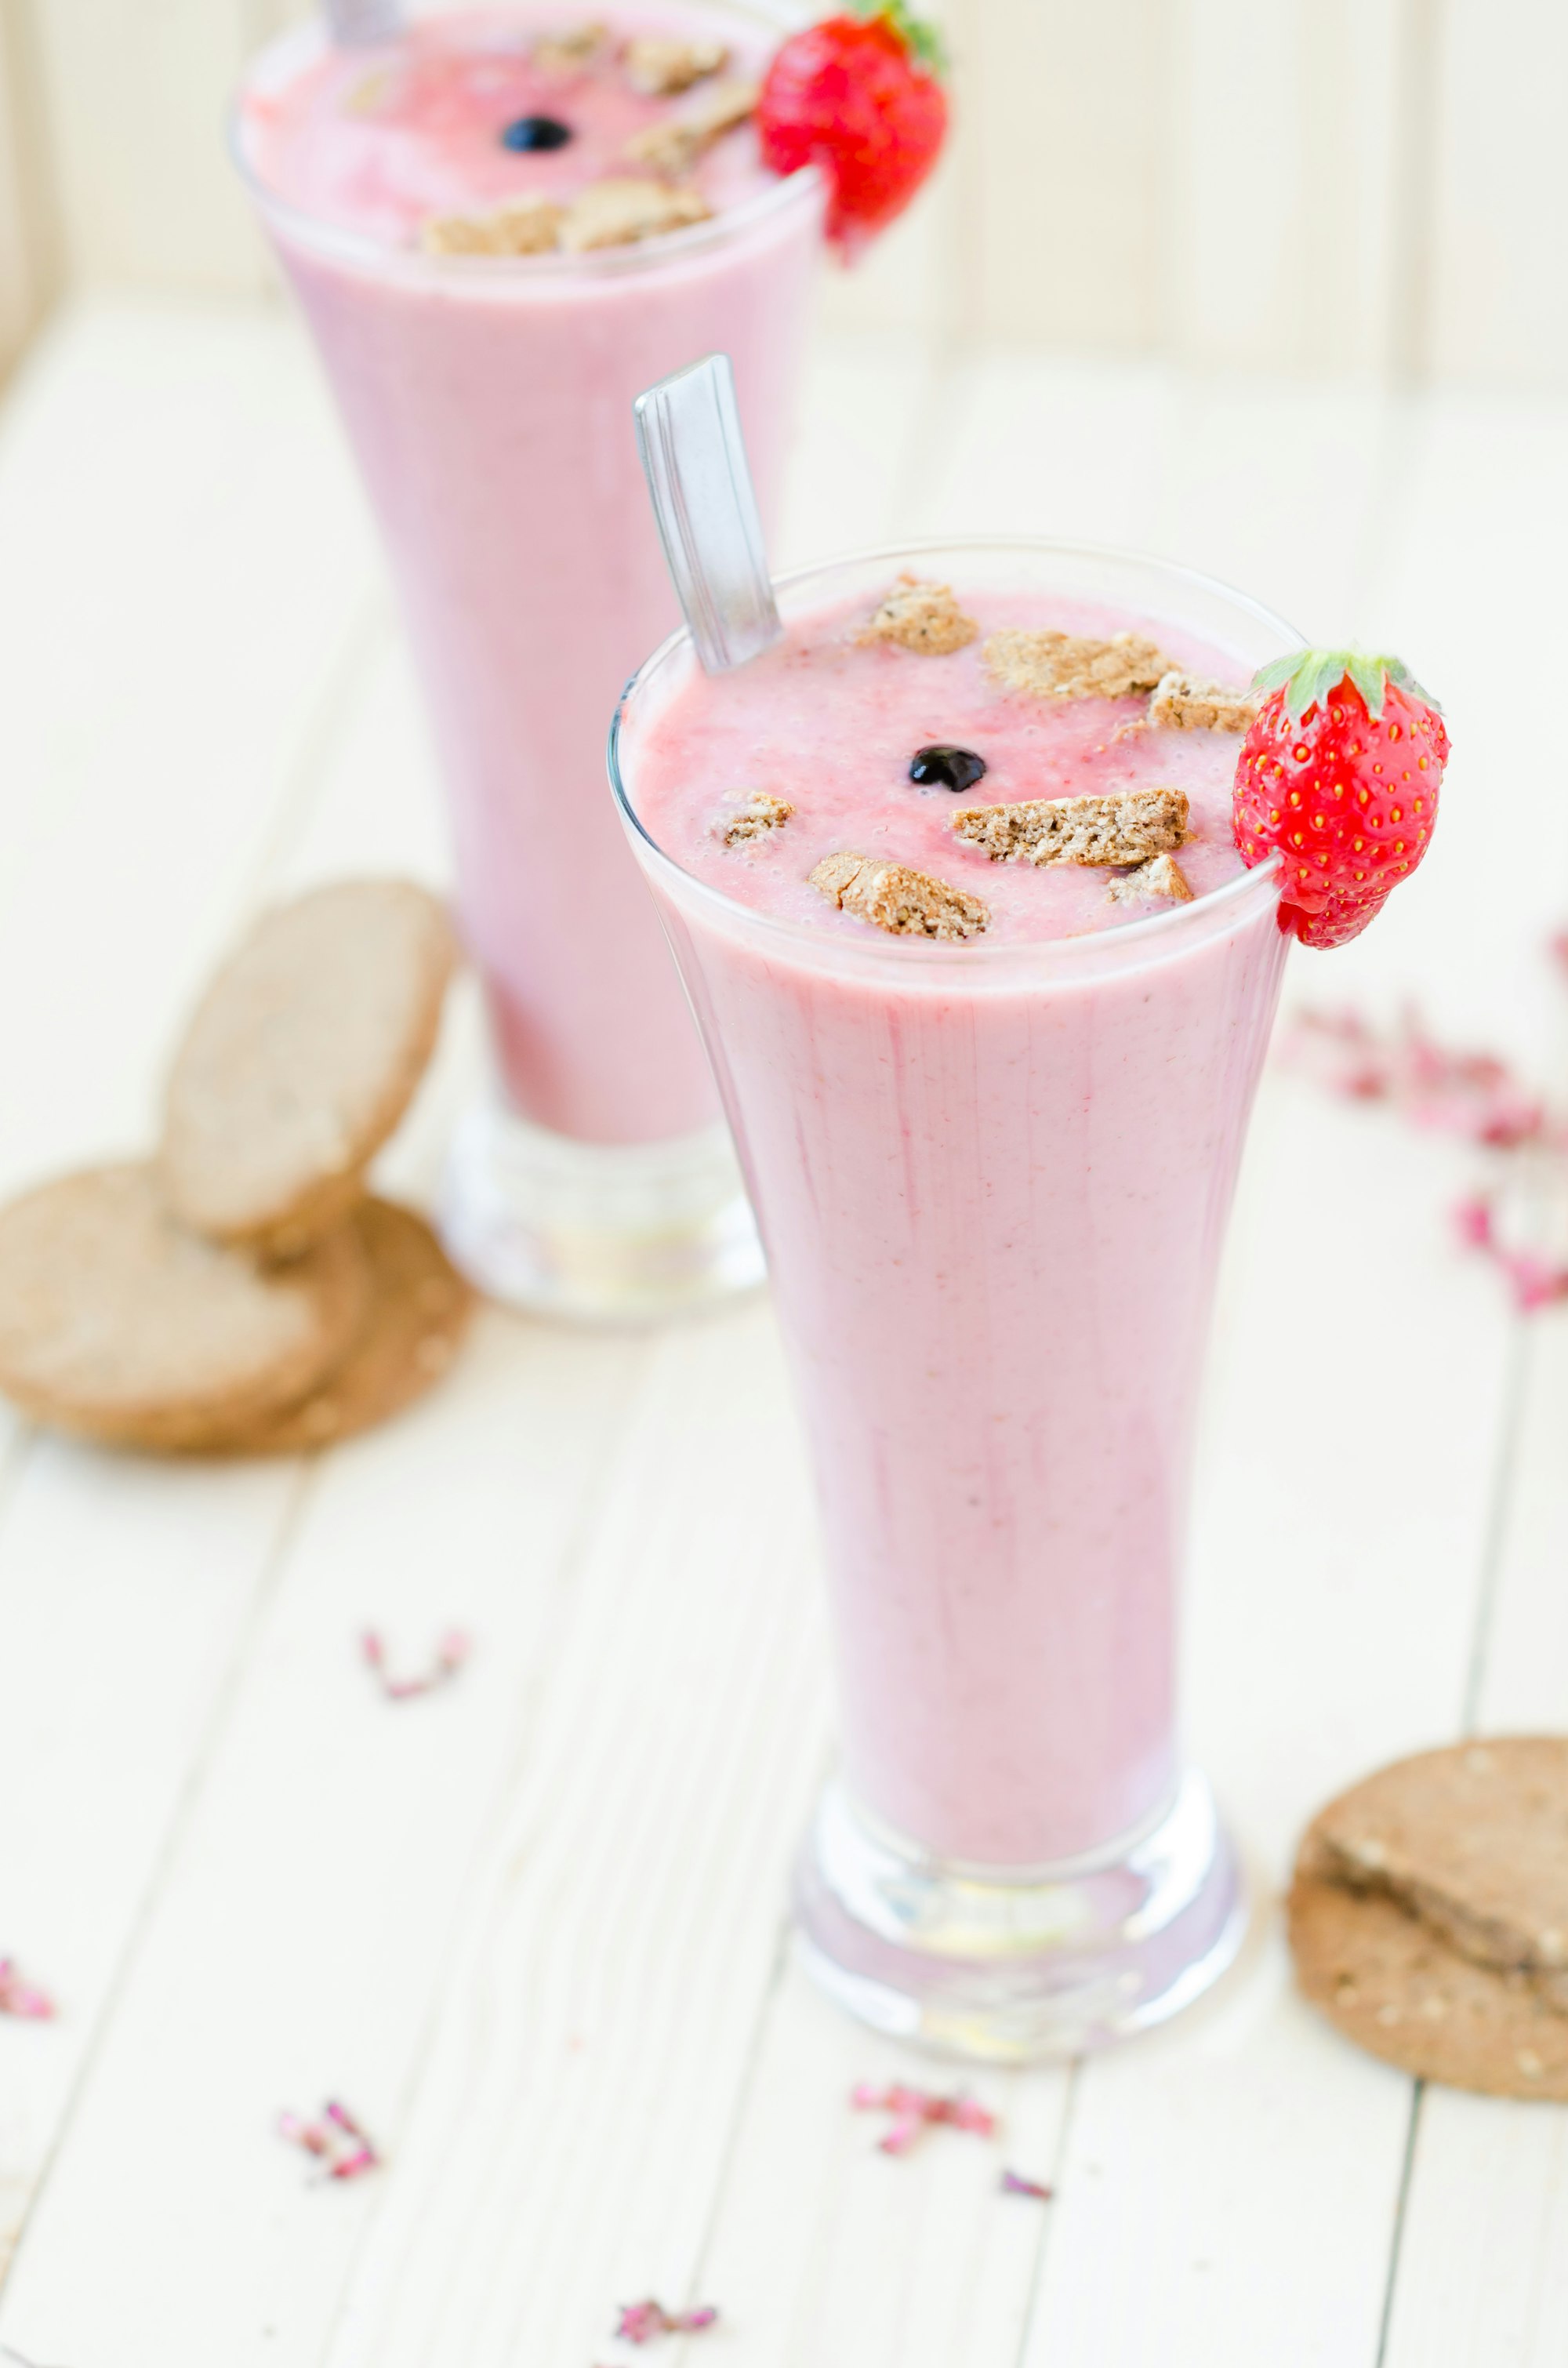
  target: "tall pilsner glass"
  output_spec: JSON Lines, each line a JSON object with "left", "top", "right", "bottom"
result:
{"left": 233, "top": 5, "right": 822, "bottom": 1317}
{"left": 612, "top": 539, "right": 1294, "bottom": 2057}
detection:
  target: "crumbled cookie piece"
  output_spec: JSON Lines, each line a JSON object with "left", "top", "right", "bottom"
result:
{"left": 984, "top": 629, "right": 1169, "bottom": 702}
{"left": 1290, "top": 1856, "right": 1568, "bottom": 2101}
{"left": 1149, "top": 669, "right": 1258, "bottom": 732}
{"left": 1107, "top": 852, "right": 1193, "bottom": 906}
{"left": 855, "top": 576, "right": 979, "bottom": 658}
{"left": 953, "top": 788, "right": 1189, "bottom": 867}
{"left": 533, "top": 21, "right": 608, "bottom": 72}
{"left": 1308, "top": 1738, "right": 1568, "bottom": 2004}
{"left": 559, "top": 177, "right": 712, "bottom": 251}
{"left": 624, "top": 78, "right": 759, "bottom": 174}
{"left": 420, "top": 198, "right": 564, "bottom": 257}
{"left": 810, "top": 852, "right": 989, "bottom": 941}
{"left": 720, "top": 791, "right": 793, "bottom": 845}
{"left": 622, "top": 34, "right": 728, "bottom": 93}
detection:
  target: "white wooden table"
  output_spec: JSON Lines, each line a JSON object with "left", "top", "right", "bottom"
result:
{"left": 0, "top": 299, "right": 1564, "bottom": 2368}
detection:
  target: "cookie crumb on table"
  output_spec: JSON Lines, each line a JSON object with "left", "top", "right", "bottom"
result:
{"left": 810, "top": 852, "right": 989, "bottom": 940}
{"left": 855, "top": 576, "right": 978, "bottom": 657}
{"left": 953, "top": 787, "right": 1190, "bottom": 868}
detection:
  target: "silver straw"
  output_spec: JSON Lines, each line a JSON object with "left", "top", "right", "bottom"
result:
{"left": 634, "top": 355, "right": 783, "bottom": 675}
{"left": 324, "top": 0, "right": 402, "bottom": 42}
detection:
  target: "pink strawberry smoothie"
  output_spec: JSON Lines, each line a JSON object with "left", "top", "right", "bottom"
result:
{"left": 616, "top": 557, "right": 1292, "bottom": 1867}
{"left": 235, "top": 4, "right": 822, "bottom": 1143}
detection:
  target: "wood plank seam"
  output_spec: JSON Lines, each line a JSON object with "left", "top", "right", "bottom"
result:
{"left": 0, "top": 1455, "right": 320, "bottom": 2301}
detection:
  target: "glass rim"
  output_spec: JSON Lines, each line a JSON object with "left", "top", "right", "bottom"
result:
{"left": 609, "top": 532, "right": 1293, "bottom": 974}
{"left": 229, "top": 0, "right": 824, "bottom": 284}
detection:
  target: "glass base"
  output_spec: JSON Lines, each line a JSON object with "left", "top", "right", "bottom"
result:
{"left": 438, "top": 1098, "right": 766, "bottom": 1324}
{"left": 794, "top": 1771, "right": 1246, "bottom": 2064}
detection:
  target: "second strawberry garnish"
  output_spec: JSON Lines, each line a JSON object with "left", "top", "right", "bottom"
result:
{"left": 757, "top": 0, "right": 948, "bottom": 253}
{"left": 1232, "top": 648, "right": 1449, "bottom": 950}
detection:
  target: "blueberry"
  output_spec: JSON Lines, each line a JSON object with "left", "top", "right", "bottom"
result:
{"left": 909, "top": 744, "right": 987, "bottom": 794}
{"left": 500, "top": 114, "right": 573, "bottom": 151}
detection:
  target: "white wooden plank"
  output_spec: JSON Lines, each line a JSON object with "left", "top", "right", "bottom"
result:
{"left": 0, "top": 0, "right": 58, "bottom": 378}
{"left": 1428, "top": 0, "right": 1568, "bottom": 390}
{"left": 0, "top": 298, "right": 379, "bottom": 1190}
{"left": 0, "top": 1308, "right": 652, "bottom": 2368}
{"left": 1167, "top": 0, "right": 1406, "bottom": 376}
{"left": 696, "top": 1974, "right": 1069, "bottom": 2368}
{"left": 906, "top": 350, "right": 1178, "bottom": 543}
{"left": 0, "top": 1309, "right": 818, "bottom": 2368}
{"left": 0, "top": 1444, "right": 304, "bottom": 2282}
{"left": 777, "top": 328, "right": 940, "bottom": 563}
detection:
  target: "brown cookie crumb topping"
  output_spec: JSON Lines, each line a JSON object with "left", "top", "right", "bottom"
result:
{"left": 622, "top": 34, "right": 729, "bottom": 93}
{"left": 559, "top": 177, "right": 711, "bottom": 251}
{"left": 532, "top": 22, "right": 608, "bottom": 72}
{"left": 1107, "top": 852, "right": 1194, "bottom": 906}
{"left": 810, "top": 852, "right": 989, "bottom": 941}
{"left": 720, "top": 791, "right": 793, "bottom": 845}
{"left": 953, "top": 788, "right": 1190, "bottom": 868}
{"left": 855, "top": 576, "right": 979, "bottom": 658}
{"left": 623, "top": 78, "right": 759, "bottom": 175}
{"left": 1148, "top": 669, "right": 1258, "bottom": 732}
{"left": 984, "top": 628, "right": 1169, "bottom": 702}
{"left": 420, "top": 198, "right": 565, "bottom": 256}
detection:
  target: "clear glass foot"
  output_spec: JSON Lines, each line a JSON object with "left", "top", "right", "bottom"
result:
{"left": 794, "top": 1771, "right": 1246, "bottom": 2063}
{"left": 438, "top": 1096, "right": 766, "bottom": 1324}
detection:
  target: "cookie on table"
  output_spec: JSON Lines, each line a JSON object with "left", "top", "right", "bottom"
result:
{"left": 195, "top": 1199, "right": 474, "bottom": 1456}
{"left": 1289, "top": 1737, "right": 1568, "bottom": 2101}
{"left": 162, "top": 881, "right": 457, "bottom": 1255}
{"left": 0, "top": 1163, "right": 368, "bottom": 1451}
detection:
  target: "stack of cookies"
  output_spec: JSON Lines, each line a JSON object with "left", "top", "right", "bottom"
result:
{"left": 1290, "top": 1738, "right": 1568, "bottom": 2099}
{"left": 0, "top": 881, "right": 474, "bottom": 1455}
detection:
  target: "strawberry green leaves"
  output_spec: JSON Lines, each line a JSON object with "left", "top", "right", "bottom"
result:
{"left": 1250, "top": 647, "right": 1439, "bottom": 725}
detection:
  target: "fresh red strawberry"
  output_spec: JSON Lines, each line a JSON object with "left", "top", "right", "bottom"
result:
{"left": 757, "top": 1, "right": 948, "bottom": 253}
{"left": 1232, "top": 648, "right": 1448, "bottom": 949}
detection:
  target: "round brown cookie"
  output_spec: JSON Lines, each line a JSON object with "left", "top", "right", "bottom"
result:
{"left": 162, "top": 880, "right": 457, "bottom": 1253}
{"left": 192, "top": 1200, "right": 474, "bottom": 1455}
{"left": 1289, "top": 1853, "right": 1568, "bottom": 2101}
{"left": 0, "top": 1164, "right": 369, "bottom": 1450}
{"left": 1302, "top": 1736, "right": 1568, "bottom": 1987}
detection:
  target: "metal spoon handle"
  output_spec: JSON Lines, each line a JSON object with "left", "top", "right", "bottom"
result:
{"left": 324, "top": 0, "right": 402, "bottom": 43}
{"left": 634, "top": 354, "right": 782, "bottom": 676}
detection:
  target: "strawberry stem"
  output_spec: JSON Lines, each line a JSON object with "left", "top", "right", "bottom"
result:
{"left": 1250, "top": 646, "right": 1438, "bottom": 724}
{"left": 844, "top": 0, "right": 948, "bottom": 76}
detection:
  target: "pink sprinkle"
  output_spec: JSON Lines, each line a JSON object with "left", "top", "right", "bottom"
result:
{"left": 614, "top": 2301, "right": 718, "bottom": 2344}
{"left": 0, "top": 1959, "right": 56, "bottom": 2021}
{"left": 851, "top": 2080, "right": 997, "bottom": 2153}
{"left": 1001, "top": 2168, "right": 1054, "bottom": 2199}
{"left": 361, "top": 1626, "right": 471, "bottom": 1702}
{"left": 278, "top": 2099, "right": 382, "bottom": 2181}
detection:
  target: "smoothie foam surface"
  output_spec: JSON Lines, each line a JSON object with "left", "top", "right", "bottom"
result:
{"left": 633, "top": 587, "right": 1256, "bottom": 948}
{"left": 240, "top": 6, "right": 782, "bottom": 245}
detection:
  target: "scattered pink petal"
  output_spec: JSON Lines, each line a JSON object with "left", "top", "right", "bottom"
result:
{"left": 361, "top": 1626, "right": 471, "bottom": 1702}
{"left": 1455, "top": 1193, "right": 1568, "bottom": 1313}
{"left": 851, "top": 2079, "right": 997, "bottom": 2154}
{"left": 0, "top": 1959, "right": 56, "bottom": 2020}
{"left": 1001, "top": 2168, "right": 1054, "bottom": 2199}
{"left": 614, "top": 2301, "right": 718, "bottom": 2344}
{"left": 278, "top": 2098, "right": 382, "bottom": 2181}
{"left": 1279, "top": 1007, "right": 1551, "bottom": 1149}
